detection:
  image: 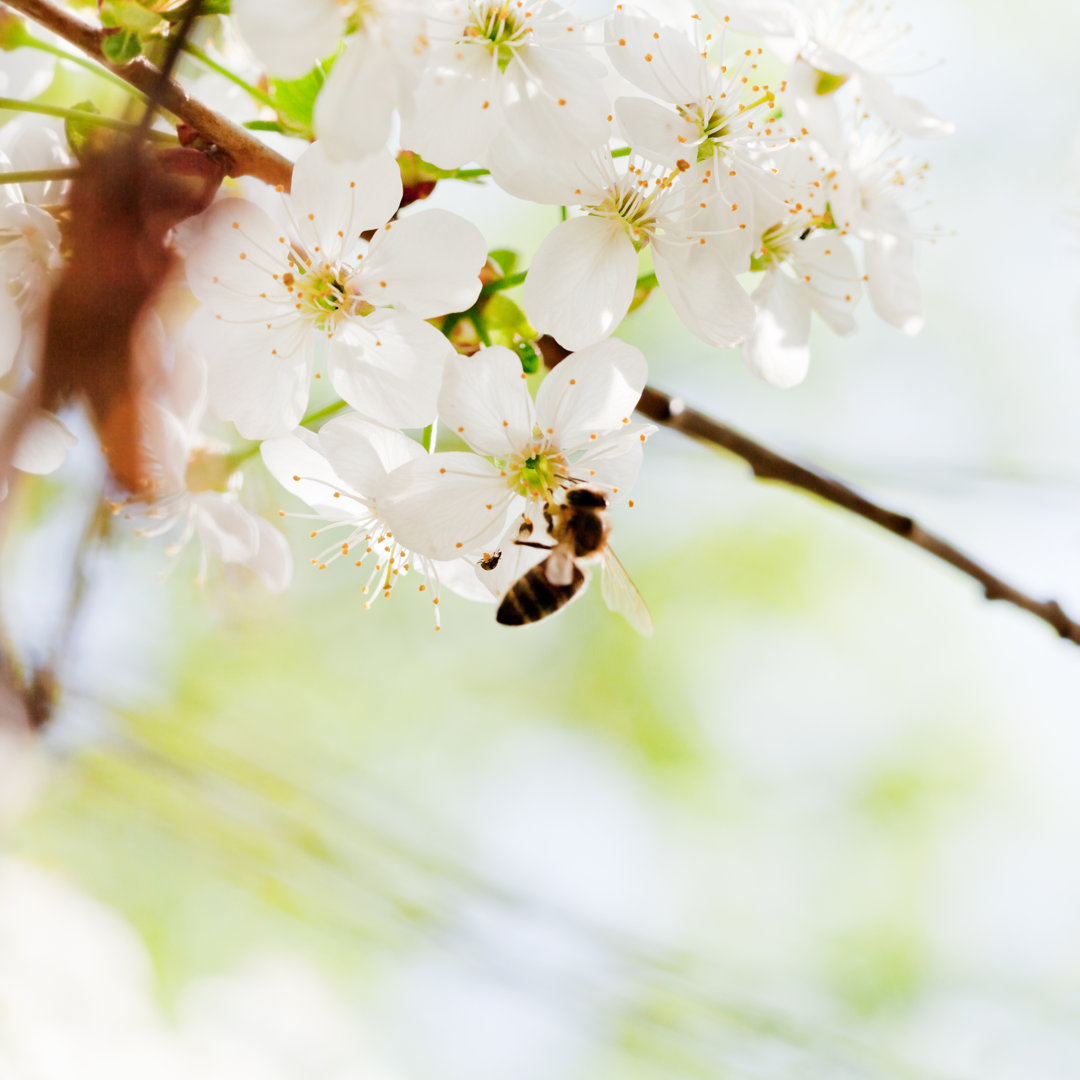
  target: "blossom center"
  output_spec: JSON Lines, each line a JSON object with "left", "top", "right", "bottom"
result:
{"left": 283, "top": 259, "right": 367, "bottom": 332}
{"left": 591, "top": 179, "right": 660, "bottom": 250}
{"left": 464, "top": 2, "right": 529, "bottom": 73}
{"left": 506, "top": 448, "right": 566, "bottom": 498}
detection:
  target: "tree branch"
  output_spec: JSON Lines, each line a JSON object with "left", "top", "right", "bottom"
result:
{"left": 537, "top": 336, "right": 1080, "bottom": 646}
{"left": 2, "top": 0, "right": 294, "bottom": 189}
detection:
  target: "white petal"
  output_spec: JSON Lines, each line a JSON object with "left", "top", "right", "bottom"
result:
{"left": 574, "top": 429, "right": 649, "bottom": 501}
{"left": 865, "top": 226, "right": 923, "bottom": 335}
{"left": 743, "top": 271, "right": 812, "bottom": 388}
{"left": 359, "top": 210, "right": 486, "bottom": 319}
{"left": 523, "top": 215, "right": 638, "bottom": 351}
{"left": 438, "top": 347, "right": 536, "bottom": 458}
{"left": 290, "top": 142, "right": 403, "bottom": 264}
{"left": 376, "top": 452, "right": 519, "bottom": 561}
{"left": 533, "top": 338, "right": 648, "bottom": 450}
{"left": 607, "top": 10, "right": 703, "bottom": 104}
{"left": 248, "top": 517, "right": 294, "bottom": 593}
{"left": 261, "top": 428, "right": 367, "bottom": 517}
{"left": 202, "top": 316, "right": 314, "bottom": 439}
{"left": 790, "top": 235, "right": 861, "bottom": 334}
{"left": 786, "top": 59, "right": 847, "bottom": 157}
{"left": 319, "top": 412, "right": 425, "bottom": 494}
{"left": 191, "top": 494, "right": 260, "bottom": 566}
{"left": 857, "top": 73, "right": 955, "bottom": 140}
{"left": 0, "top": 288, "right": 20, "bottom": 377}
{"left": 401, "top": 47, "right": 500, "bottom": 170}
{"left": 232, "top": 0, "right": 343, "bottom": 79}
{"left": 614, "top": 96, "right": 693, "bottom": 169}
{"left": 314, "top": 32, "right": 397, "bottom": 160}
{"left": 485, "top": 135, "right": 603, "bottom": 205}
{"left": 500, "top": 47, "right": 610, "bottom": 161}
{"left": 327, "top": 310, "right": 450, "bottom": 429}
{"left": 12, "top": 406, "right": 77, "bottom": 475}
{"left": 186, "top": 198, "right": 290, "bottom": 315}
{"left": 652, "top": 239, "right": 755, "bottom": 348}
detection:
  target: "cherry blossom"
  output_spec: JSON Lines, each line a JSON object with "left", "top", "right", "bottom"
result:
{"left": 186, "top": 141, "right": 487, "bottom": 439}
{"left": 377, "top": 340, "right": 654, "bottom": 563}
{"left": 717, "top": 0, "right": 954, "bottom": 154}
{"left": 495, "top": 149, "right": 754, "bottom": 352}
{"left": 401, "top": 0, "right": 612, "bottom": 169}
{"left": 116, "top": 320, "right": 292, "bottom": 592}
{"left": 261, "top": 413, "right": 492, "bottom": 626}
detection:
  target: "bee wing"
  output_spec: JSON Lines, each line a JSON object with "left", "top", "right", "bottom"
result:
{"left": 600, "top": 550, "right": 653, "bottom": 636}
{"left": 544, "top": 545, "right": 576, "bottom": 587}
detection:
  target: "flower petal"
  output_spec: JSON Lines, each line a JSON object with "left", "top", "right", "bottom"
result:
{"left": 327, "top": 310, "right": 450, "bottom": 429}
{"left": 607, "top": 10, "right": 704, "bottom": 104}
{"left": 314, "top": 32, "right": 397, "bottom": 161}
{"left": 319, "top": 412, "right": 426, "bottom": 494}
{"left": 261, "top": 427, "right": 368, "bottom": 517}
{"left": 359, "top": 210, "right": 486, "bottom": 318}
{"left": 500, "top": 46, "right": 610, "bottom": 161}
{"left": 401, "top": 47, "right": 500, "bottom": 170}
{"left": 523, "top": 215, "right": 638, "bottom": 351}
{"left": 438, "top": 347, "right": 535, "bottom": 458}
{"left": 186, "top": 198, "right": 290, "bottom": 316}
{"left": 533, "top": 338, "right": 648, "bottom": 450}
{"left": 248, "top": 516, "right": 294, "bottom": 593}
{"left": 0, "top": 288, "right": 20, "bottom": 377}
{"left": 614, "top": 96, "right": 691, "bottom": 169}
{"left": 200, "top": 314, "right": 314, "bottom": 439}
{"left": 652, "top": 239, "right": 755, "bottom": 349}
{"left": 857, "top": 73, "right": 955, "bottom": 140}
{"left": 191, "top": 493, "right": 260, "bottom": 566}
{"left": 232, "top": 0, "right": 343, "bottom": 79}
{"left": 376, "top": 452, "right": 519, "bottom": 560}
{"left": 742, "top": 271, "right": 812, "bottom": 388}
{"left": 290, "top": 142, "right": 403, "bottom": 264}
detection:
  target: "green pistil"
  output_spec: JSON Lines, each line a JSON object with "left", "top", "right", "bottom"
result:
{"left": 466, "top": 3, "right": 525, "bottom": 74}
{"left": 814, "top": 69, "right": 849, "bottom": 96}
{"left": 593, "top": 184, "right": 658, "bottom": 250}
{"left": 510, "top": 452, "right": 561, "bottom": 498}
{"left": 750, "top": 222, "right": 798, "bottom": 272}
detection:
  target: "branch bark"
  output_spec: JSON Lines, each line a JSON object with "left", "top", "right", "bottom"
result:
{"left": 537, "top": 336, "right": 1080, "bottom": 646}
{"left": 3, "top": 0, "right": 294, "bottom": 189}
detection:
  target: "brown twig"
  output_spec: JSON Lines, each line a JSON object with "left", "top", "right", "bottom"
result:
{"left": 2, "top": 0, "right": 294, "bottom": 189}
{"left": 537, "top": 335, "right": 1080, "bottom": 646}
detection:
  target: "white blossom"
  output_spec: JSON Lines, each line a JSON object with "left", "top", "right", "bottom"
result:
{"left": 186, "top": 141, "right": 487, "bottom": 439}
{"left": 377, "top": 340, "right": 654, "bottom": 564}
{"left": 116, "top": 319, "right": 292, "bottom": 592}
{"left": 717, "top": 0, "right": 954, "bottom": 154}
{"left": 261, "top": 413, "right": 491, "bottom": 626}
{"left": 401, "top": 0, "right": 612, "bottom": 169}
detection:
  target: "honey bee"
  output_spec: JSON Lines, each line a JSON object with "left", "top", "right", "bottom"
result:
{"left": 496, "top": 488, "right": 653, "bottom": 635}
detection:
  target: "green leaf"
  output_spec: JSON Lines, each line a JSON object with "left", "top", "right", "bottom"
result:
{"left": 243, "top": 119, "right": 288, "bottom": 134}
{"left": 101, "top": 0, "right": 162, "bottom": 36}
{"left": 64, "top": 99, "right": 102, "bottom": 158}
{"left": 269, "top": 58, "right": 335, "bottom": 139}
{"left": 101, "top": 27, "right": 143, "bottom": 63}
{"left": 487, "top": 248, "right": 518, "bottom": 277}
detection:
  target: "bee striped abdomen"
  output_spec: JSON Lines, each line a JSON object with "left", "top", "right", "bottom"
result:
{"left": 496, "top": 563, "right": 586, "bottom": 626}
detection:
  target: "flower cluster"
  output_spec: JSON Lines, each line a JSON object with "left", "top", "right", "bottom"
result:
{"left": 0, "top": 0, "right": 951, "bottom": 631}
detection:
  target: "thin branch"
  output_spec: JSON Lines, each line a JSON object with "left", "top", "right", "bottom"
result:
{"left": 537, "top": 336, "right": 1080, "bottom": 646}
{"left": 2, "top": 0, "right": 294, "bottom": 189}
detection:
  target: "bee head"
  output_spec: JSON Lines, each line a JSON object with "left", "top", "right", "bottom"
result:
{"left": 563, "top": 487, "right": 608, "bottom": 510}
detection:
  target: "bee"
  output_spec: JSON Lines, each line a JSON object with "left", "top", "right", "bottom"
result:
{"left": 496, "top": 488, "right": 653, "bottom": 635}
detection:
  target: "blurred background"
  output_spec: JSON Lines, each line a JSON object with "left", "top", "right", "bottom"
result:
{"left": 3, "top": 0, "right": 1080, "bottom": 1077}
